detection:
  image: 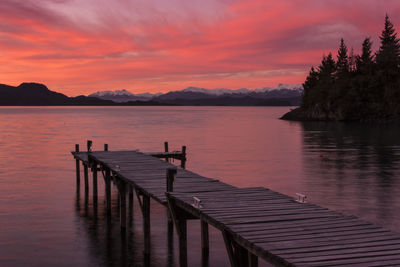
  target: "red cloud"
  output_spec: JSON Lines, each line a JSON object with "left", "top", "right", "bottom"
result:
{"left": 0, "top": 0, "right": 399, "bottom": 95}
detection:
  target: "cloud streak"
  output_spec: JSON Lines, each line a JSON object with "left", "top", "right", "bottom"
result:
{"left": 0, "top": 0, "right": 399, "bottom": 95}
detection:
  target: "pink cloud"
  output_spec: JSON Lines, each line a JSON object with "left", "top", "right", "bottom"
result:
{"left": 0, "top": 0, "right": 399, "bottom": 95}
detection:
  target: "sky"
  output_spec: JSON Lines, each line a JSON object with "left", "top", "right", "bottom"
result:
{"left": 0, "top": 0, "right": 399, "bottom": 96}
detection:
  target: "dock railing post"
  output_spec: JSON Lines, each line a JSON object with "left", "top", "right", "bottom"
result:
{"left": 164, "top": 141, "right": 169, "bottom": 162}
{"left": 181, "top": 146, "right": 187, "bottom": 169}
{"left": 166, "top": 167, "right": 177, "bottom": 193}
{"left": 75, "top": 144, "right": 80, "bottom": 193}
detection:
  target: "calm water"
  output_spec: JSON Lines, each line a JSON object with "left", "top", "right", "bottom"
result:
{"left": 1, "top": 106, "right": 400, "bottom": 266}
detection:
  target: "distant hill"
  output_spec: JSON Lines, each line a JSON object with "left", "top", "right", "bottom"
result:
{"left": 0, "top": 83, "right": 164, "bottom": 106}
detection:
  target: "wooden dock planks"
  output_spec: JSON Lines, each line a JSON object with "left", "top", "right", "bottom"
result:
{"left": 85, "top": 150, "right": 235, "bottom": 204}
{"left": 167, "top": 188, "right": 400, "bottom": 267}
{"left": 72, "top": 148, "right": 400, "bottom": 267}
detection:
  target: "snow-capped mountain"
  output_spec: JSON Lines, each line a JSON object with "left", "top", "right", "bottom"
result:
{"left": 89, "top": 84, "right": 303, "bottom": 105}
{"left": 179, "top": 84, "right": 302, "bottom": 96}
{"left": 89, "top": 89, "right": 161, "bottom": 102}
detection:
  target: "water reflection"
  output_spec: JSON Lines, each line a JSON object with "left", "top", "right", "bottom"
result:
{"left": 301, "top": 122, "right": 400, "bottom": 231}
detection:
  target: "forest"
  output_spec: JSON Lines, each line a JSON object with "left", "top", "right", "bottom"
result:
{"left": 282, "top": 15, "right": 400, "bottom": 122}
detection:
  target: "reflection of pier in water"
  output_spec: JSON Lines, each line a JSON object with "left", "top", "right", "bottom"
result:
{"left": 73, "top": 140, "right": 400, "bottom": 267}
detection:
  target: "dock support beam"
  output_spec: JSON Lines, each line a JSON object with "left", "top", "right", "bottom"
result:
{"left": 92, "top": 163, "right": 98, "bottom": 205}
{"left": 75, "top": 144, "right": 80, "bottom": 193}
{"left": 119, "top": 182, "right": 127, "bottom": 234}
{"left": 136, "top": 188, "right": 151, "bottom": 264}
{"left": 143, "top": 195, "right": 150, "bottom": 264}
{"left": 84, "top": 164, "right": 89, "bottom": 199}
{"left": 105, "top": 169, "right": 112, "bottom": 218}
{"left": 167, "top": 197, "right": 188, "bottom": 267}
{"left": 201, "top": 221, "right": 209, "bottom": 265}
{"left": 128, "top": 185, "right": 134, "bottom": 224}
{"left": 222, "top": 230, "right": 256, "bottom": 267}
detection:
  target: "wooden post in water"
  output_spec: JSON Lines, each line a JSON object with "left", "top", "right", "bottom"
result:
{"left": 248, "top": 252, "right": 258, "bottom": 267}
{"left": 167, "top": 197, "right": 188, "bottom": 267}
{"left": 84, "top": 140, "right": 91, "bottom": 198}
{"left": 128, "top": 185, "right": 134, "bottom": 224}
{"left": 84, "top": 164, "right": 89, "bottom": 199}
{"left": 166, "top": 167, "right": 177, "bottom": 235}
{"left": 104, "top": 143, "right": 108, "bottom": 151}
{"left": 201, "top": 221, "right": 209, "bottom": 265}
{"left": 75, "top": 144, "right": 80, "bottom": 193}
{"left": 105, "top": 168, "right": 112, "bottom": 217}
{"left": 181, "top": 146, "right": 187, "bottom": 169}
{"left": 164, "top": 141, "right": 169, "bottom": 162}
{"left": 119, "top": 182, "right": 127, "bottom": 234}
{"left": 143, "top": 195, "right": 151, "bottom": 264}
{"left": 92, "top": 162, "right": 98, "bottom": 205}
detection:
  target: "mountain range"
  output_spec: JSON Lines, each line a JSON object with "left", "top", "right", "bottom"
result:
{"left": 89, "top": 84, "right": 303, "bottom": 106}
{"left": 0, "top": 82, "right": 303, "bottom": 106}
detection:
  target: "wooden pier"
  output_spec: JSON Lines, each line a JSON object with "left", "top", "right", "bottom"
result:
{"left": 72, "top": 141, "right": 400, "bottom": 267}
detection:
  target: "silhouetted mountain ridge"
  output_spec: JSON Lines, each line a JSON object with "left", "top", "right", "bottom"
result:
{"left": 0, "top": 83, "right": 165, "bottom": 106}
{"left": 0, "top": 82, "right": 302, "bottom": 106}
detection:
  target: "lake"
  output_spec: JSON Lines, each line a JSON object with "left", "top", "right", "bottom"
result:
{"left": 1, "top": 106, "right": 400, "bottom": 266}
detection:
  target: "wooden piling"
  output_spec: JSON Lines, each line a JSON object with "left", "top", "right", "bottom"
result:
{"left": 84, "top": 164, "right": 89, "bottom": 197}
{"left": 104, "top": 143, "right": 108, "bottom": 151}
{"left": 119, "top": 182, "right": 127, "bottom": 233}
{"left": 181, "top": 146, "right": 186, "bottom": 169}
{"left": 164, "top": 141, "right": 169, "bottom": 153}
{"left": 178, "top": 218, "right": 188, "bottom": 267}
{"left": 87, "top": 140, "right": 92, "bottom": 152}
{"left": 166, "top": 167, "right": 177, "bottom": 245}
{"left": 92, "top": 163, "right": 98, "bottom": 204}
{"left": 166, "top": 167, "right": 177, "bottom": 193}
{"left": 167, "top": 198, "right": 188, "bottom": 267}
{"left": 128, "top": 185, "right": 134, "bottom": 222}
{"left": 75, "top": 144, "right": 80, "bottom": 193}
{"left": 105, "top": 169, "right": 111, "bottom": 217}
{"left": 143, "top": 195, "right": 151, "bottom": 263}
{"left": 201, "top": 221, "right": 209, "bottom": 264}
{"left": 248, "top": 252, "right": 258, "bottom": 267}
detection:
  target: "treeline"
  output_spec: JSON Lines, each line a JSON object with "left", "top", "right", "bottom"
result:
{"left": 300, "top": 15, "right": 400, "bottom": 121}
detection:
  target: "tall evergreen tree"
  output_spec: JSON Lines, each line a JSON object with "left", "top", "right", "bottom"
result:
{"left": 336, "top": 38, "right": 349, "bottom": 77}
{"left": 349, "top": 47, "right": 357, "bottom": 73}
{"left": 376, "top": 15, "right": 400, "bottom": 76}
{"left": 302, "top": 67, "right": 319, "bottom": 108}
{"left": 356, "top": 37, "right": 375, "bottom": 74}
{"left": 319, "top": 53, "right": 336, "bottom": 76}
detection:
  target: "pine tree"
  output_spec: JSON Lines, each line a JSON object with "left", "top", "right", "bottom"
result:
{"left": 349, "top": 47, "right": 357, "bottom": 73}
{"left": 302, "top": 67, "right": 319, "bottom": 108}
{"left": 376, "top": 14, "right": 400, "bottom": 77}
{"left": 319, "top": 53, "right": 336, "bottom": 76}
{"left": 336, "top": 38, "right": 349, "bottom": 77}
{"left": 356, "top": 37, "right": 374, "bottom": 74}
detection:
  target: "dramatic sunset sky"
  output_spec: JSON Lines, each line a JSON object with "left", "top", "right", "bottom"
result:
{"left": 0, "top": 0, "right": 399, "bottom": 96}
